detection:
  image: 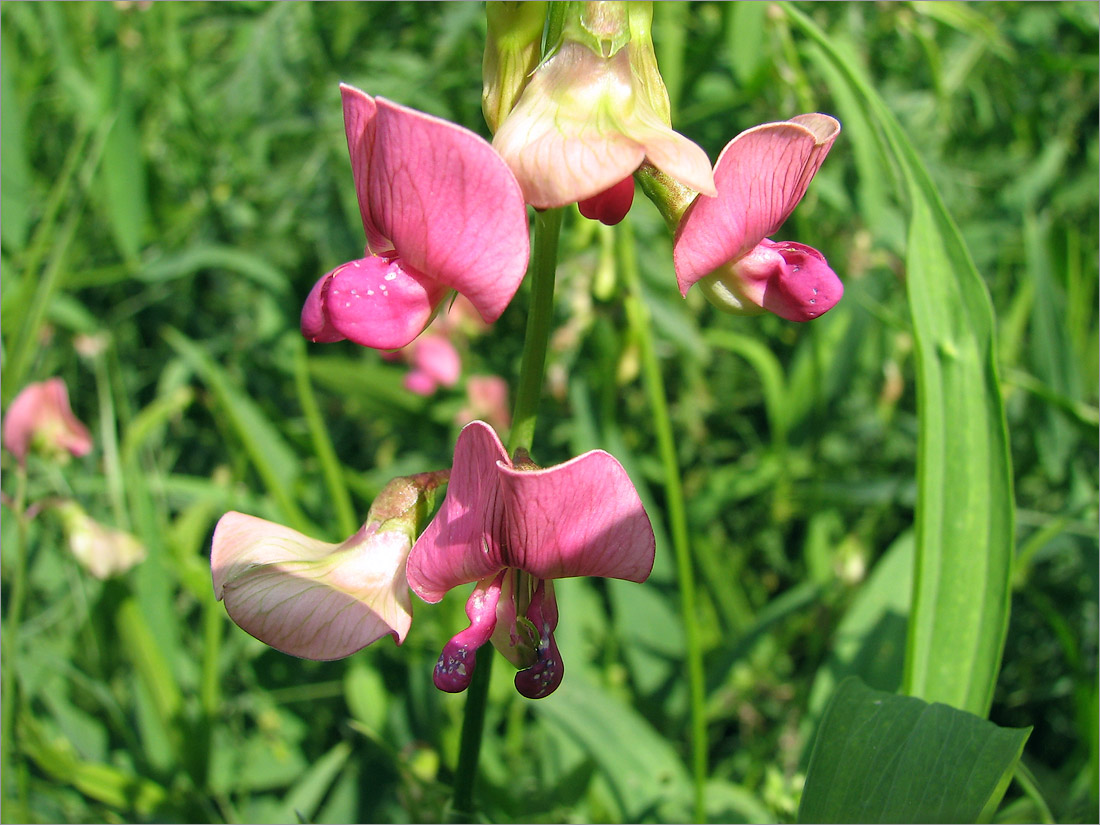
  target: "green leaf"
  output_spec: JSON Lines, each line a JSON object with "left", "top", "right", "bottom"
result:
{"left": 533, "top": 675, "right": 691, "bottom": 822}
{"left": 163, "top": 327, "right": 311, "bottom": 533}
{"left": 799, "top": 678, "right": 1030, "bottom": 823}
{"left": 788, "top": 4, "right": 1015, "bottom": 718}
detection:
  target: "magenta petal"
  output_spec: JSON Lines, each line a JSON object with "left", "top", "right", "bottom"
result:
{"left": 434, "top": 571, "right": 505, "bottom": 693}
{"left": 369, "top": 98, "right": 530, "bottom": 324}
{"left": 339, "top": 85, "right": 390, "bottom": 254}
{"left": 407, "top": 421, "right": 510, "bottom": 603}
{"left": 301, "top": 273, "right": 346, "bottom": 343}
{"left": 577, "top": 176, "right": 635, "bottom": 226}
{"left": 319, "top": 256, "right": 446, "bottom": 350}
{"left": 499, "top": 450, "right": 655, "bottom": 583}
{"left": 674, "top": 115, "right": 840, "bottom": 295}
{"left": 514, "top": 579, "right": 564, "bottom": 699}
{"left": 760, "top": 240, "right": 844, "bottom": 322}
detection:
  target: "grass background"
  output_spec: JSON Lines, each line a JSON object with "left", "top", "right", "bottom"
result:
{"left": 1, "top": 2, "right": 1097, "bottom": 822}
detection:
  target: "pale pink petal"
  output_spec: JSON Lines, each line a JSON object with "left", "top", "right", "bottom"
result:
{"left": 2, "top": 378, "right": 93, "bottom": 465}
{"left": 499, "top": 449, "right": 655, "bottom": 583}
{"left": 369, "top": 98, "right": 529, "bottom": 324}
{"left": 412, "top": 335, "right": 462, "bottom": 388}
{"left": 59, "top": 502, "right": 145, "bottom": 579}
{"left": 211, "top": 512, "right": 413, "bottom": 660}
{"left": 406, "top": 421, "right": 510, "bottom": 603}
{"left": 309, "top": 256, "right": 446, "bottom": 351}
{"left": 433, "top": 571, "right": 505, "bottom": 693}
{"left": 674, "top": 115, "right": 840, "bottom": 295}
{"left": 493, "top": 42, "right": 714, "bottom": 209}
{"left": 339, "top": 85, "right": 390, "bottom": 254}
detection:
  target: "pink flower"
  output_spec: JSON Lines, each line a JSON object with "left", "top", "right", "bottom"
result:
{"left": 301, "top": 85, "right": 530, "bottom": 351}
{"left": 458, "top": 375, "right": 512, "bottom": 433}
{"left": 211, "top": 472, "right": 447, "bottom": 660}
{"left": 406, "top": 421, "right": 655, "bottom": 698}
{"left": 2, "top": 378, "right": 93, "bottom": 465}
{"left": 403, "top": 335, "right": 462, "bottom": 396}
{"left": 58, "top": 502, "right": 146, "bottom": 580}
{"left": 674, "top": 114, "right": 843, "bottom": 322}
{"left": 492, "top": 38, "right": 716, "bottom": 219}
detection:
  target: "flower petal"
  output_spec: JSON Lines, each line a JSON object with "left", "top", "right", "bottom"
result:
{"left": 310, "top": 256, "right": 446, "bottom": 351}
{"left": 412, "top": 335, "right": 462, "bottom": 388}
{"left": 406, "top": 421, "right": 510, "bottom": 603}
{"left": 493, "top": 42, "right": 714, "bottom": 209}
{"left": 211, "top": 512, "right": 413, "bottom": 660}
{"left": 760, "top": 240, "right": 843, "bottom": 322}
{"left": 433, "top": 571, "right": 505, "bottom": 693}
{"left": 369, "top": 98, "right": 530, "bottom": 324}
{"left": 499, "top": 449, "right": 655, "bottom": 583}
{"left": 339, "top": 85, "right": 390, "bottom": 254}
{"left": 2, "top": 378, "right": 93, "bottom": 465}
{"left": 674, "top": 115, "right": 840, "bottom": 295}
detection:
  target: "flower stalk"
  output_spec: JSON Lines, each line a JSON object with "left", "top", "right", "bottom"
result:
{"left": 619, "top": 216, "right": 708, "bottom": 823}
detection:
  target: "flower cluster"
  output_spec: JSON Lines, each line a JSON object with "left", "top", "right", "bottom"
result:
{"left": 213, "top": 0, "right": 843, "bottom": 700}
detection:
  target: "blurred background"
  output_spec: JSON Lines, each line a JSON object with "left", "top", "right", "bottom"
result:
{"left": 1, "top": 2, "right": 1097, "bottom": 822}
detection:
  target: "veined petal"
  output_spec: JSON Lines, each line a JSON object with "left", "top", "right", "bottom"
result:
{"left": 368, "top": 98, "right": 529, "bottom": 324}
{"left": 499, "top": 449, "right": 655, "bottom": 583}
{"left": 303, "top": 256, "right": 446, "bottom": 351}
{"left": 674, "top": 115, "right": 840, "bottom": 295}
{"left": 211, "top": 512, "right": 413, "bottom": 660}
{"left": 493, "top": 42, "right": 713, "bottom": 209}
{"left": 406, "top": 421, "right": 509, "bottom": 603}
{"left": 339, "top": 85, "right": 390, "bottom": 254}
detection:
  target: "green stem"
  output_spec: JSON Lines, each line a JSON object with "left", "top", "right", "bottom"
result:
{"left": 508, "top": 208, "right": 564, "bottom": 455}
{"left": 1, "top": 468, "right": 30, "bottom": 807}
{"left": 618, "top": 217, "right": 707, "bottom": 823}
{"left": 450, "top": 207, "right": 564, "bottom": 820}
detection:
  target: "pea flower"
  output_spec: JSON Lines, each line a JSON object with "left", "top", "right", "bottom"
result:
{"left": 211, "top": 472, "right": 446, "bottom": 660}
{"left": 302, "top": 85, "right": 530, "bottom": 351}
{"left": 2, "top": 377, "right": 93, "bottom": 466}
{"left": 406, "top": 421, "right": 655, "bottom": 699}
{"left": 491, "top": 2, "right": 715, "bottom": 224}
{"left": 58, "top": 501, "right": 146, "bottom": 580}
{"left": 674, "top": 114, "right": 843, "bottom": 322}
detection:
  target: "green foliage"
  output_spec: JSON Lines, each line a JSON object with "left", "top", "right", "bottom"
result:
{"left": 1, "top": 2, "right": 1096, "bottom": 823}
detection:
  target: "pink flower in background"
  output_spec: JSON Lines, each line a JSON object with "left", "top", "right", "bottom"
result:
{"left": 211, "top": 472, "right": 446, "bottom": 660}
{"left": 58, "top": 502, "right": 146, "bottom": 580}
{"left": 302, "top": 85, "right": 530, "bottom": 351}
{"left": 406, "top": 421, "right": 655, "bottom": 699}
{"left": 674, "top": 114, "right": 843, "bottom": 322}
{"left": 2, "top": 378, "right": 93, "bottom": 465}
{"left": 458, "top": 375, "right": 512, "bottom": 433}
{"left": 403, "top": 335, "right": 462, "bottom": 396}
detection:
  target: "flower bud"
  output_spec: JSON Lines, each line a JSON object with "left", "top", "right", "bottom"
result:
{"left": 482, "top": 1, "right": 548, "bottom": 133}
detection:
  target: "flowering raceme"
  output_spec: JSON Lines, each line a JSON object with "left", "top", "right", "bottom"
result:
{"left": 407, "top": 421, "right": 655, "bottom": 699}
{"left": 674, "top": 114, "right": 843, "bottom": 322}
{"left": 301, "top": 85, "right": 530, "bottom": 351}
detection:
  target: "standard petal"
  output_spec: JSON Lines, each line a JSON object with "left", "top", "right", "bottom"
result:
{"left": 499, "top": 450, "right": 655, "bottom": 583}
{"left": 674, "top": 115, "right": 840, "bottom": 295}
{"left": 368, "top": 98, "right": 530, "bottom": 324}
{"left": 339, "top": 84, "right": 390, "bottom": 254}
{"left": 406, "top": 421, "right": 510, "bottom": 603}
{"left": 320, "top": 256, "right": 446, "bottom": 351}
{"left": 211, "top": 512, "right": 413, "bottom": 660}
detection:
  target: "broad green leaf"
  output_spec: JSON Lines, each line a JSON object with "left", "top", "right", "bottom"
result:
{"left": 100, "top": 93, "right": 148, "bottom": 263}
{"left": 534, "top": 675, "right": 691, "bottom": 822}
{"left": 799, "top": 678, "right": 1030, "bottom": 823}
{"left": 1, "top": 30, "right": 31, "bottom": 253}
{"left": 788, "top": 4, "right": 1015, "bottom": 718}
{"left": 278, "top": 741, "right": 352, "bottom": 824}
